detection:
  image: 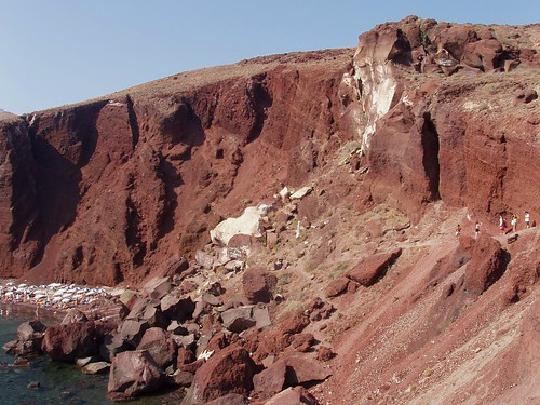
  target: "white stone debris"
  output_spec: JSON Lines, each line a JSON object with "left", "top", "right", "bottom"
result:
{"left": 210, "top": 204, "right": 271, "bottom": 245}
{"left": 290, "top": 186, "right": 313, "bottom": 200}
{"left": 198, "top": 349, "right": 215, "bottom": 362}
{"left": 279, "top": 187, "right": 290, "bottom": 201}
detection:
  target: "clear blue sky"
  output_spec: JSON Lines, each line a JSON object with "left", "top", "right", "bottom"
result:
{"left": 1, "top": 0, "right": 538, "bottom": 113}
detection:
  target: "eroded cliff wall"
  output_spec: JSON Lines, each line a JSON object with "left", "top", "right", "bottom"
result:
{"left": 1, "top": 17, "right": 539, "bottom": 285}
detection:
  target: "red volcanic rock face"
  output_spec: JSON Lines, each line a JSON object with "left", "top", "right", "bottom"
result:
{"left": 1, "top": 16, "right": 539, "bottom": 284}
{"left": 0, "top": 51, "right": 352, "bottom": 284}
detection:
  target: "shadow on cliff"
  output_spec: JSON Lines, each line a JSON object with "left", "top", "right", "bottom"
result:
{"left": 25, "top": 129, "right": 96, "bottom": 267}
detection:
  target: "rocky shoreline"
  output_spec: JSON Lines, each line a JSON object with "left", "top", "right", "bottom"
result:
{"left": 2, "top": 269, "right": 335, "bottom": 403}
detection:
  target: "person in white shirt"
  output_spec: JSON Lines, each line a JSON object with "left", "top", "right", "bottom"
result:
{"left": 511, "top": 215, "right": 518, "bottom": 232}
{"left": 524, "top": 211, "right": 530, "bottom": 229}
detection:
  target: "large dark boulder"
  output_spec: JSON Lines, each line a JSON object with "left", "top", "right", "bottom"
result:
{"left": 242, "top": 267, "right": 277, "bottom": 304}
{"left": 137, "top": 327, "right": 177, "bottom": 369}
{"left": 42, "top": 321, "right": 112, "bottom": 362}
{"left": 108, "top": 350, "right": 165, "bottom": 401}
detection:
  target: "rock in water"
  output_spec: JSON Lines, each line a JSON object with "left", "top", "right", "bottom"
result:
{"left": 108, "top": 350, "right": 164, "bottom": 401}
{"left": 82, "top": 361, "right": 110, "bottom": 375}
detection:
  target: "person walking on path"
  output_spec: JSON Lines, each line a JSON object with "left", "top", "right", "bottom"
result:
{"left": 456, "top": 224, "right": 461, "bottom": 237}
{"left": 511, "top": 215, "right": 518, "bottom": 232}
{"left": 474, "top": 221, "right": 480, "bottom": 239}
{"left": 525, "top": 211, "right": 530, "bottom": 229}
{"left": 499, "top": 215, "right": 505, "bottom": 234}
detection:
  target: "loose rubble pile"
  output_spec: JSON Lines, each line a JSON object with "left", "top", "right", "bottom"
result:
{"left": 2, "top": 185, "right": 336, "bottom": 402}
{"left": 3, "top": 263, "right": 335, "bottom": 402}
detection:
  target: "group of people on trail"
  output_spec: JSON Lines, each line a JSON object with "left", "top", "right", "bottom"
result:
{"left": 455, "top": 211, "right": 534, "bottom": 239}
{"left": 499, "top": 211, "right": 532, "bottom": 233}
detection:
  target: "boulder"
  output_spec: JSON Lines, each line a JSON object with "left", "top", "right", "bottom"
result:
{"left": 221, "top": 306, "right": 256, "bottom": 333}
{"left": 307, "top": 297, "right": 335, "bottom": 322}
{"left": 316, "top": 347, "right": 335, "bottom": 362}
{"left": 195, "top": 251, "right": 215, "bottom": 270}
{"left": 137, "top": 327, "right": 177, "bottom": 369}
{"left": 177, "top": 346, "right": 196, "bottom": 368}
{"left": 186, "top": 347, "right": 257, "bottom": 404}
{"left": 464, "top": 236, "right": 508, "bottom": 295}
{"left": 266, "top": 387, "right": 319, "bottom": 405}
{"left": 253, "top": 360, "right": 287, "bottom": 397}
{"left": 173, "top": 333, "right": 197, "bottom": 352}
{"left": 118, "top": 319, "right": 149, "bottom": 349}
{"left": 290, "top": 186, "right": 313, "bottom": 200}
{"left": 160, "top": 293, "right": 195, "bottom": 322}
{"left": 126, "top": 297, "right": 166, "bottom": 326}
{"left": 206, "top": 332, "right": 230, "bottom": 353}
{"left": 108, "top": 350, "right": 164, "bottom": 401}
{"left": 324, "top": 278, "right": 349, "bottom": 298}
{"left": 42, "top": 321, "right": 109, "bottom": 362}
{"left": 62, "top": 309, "right": 88, "bottom": 325}
{"left": 206, "top": 393, "right": 247, "bottom": 405}
{"left": 253, "top": 306, "right": 272, "bottom": 329}
{"left": 220, "top": 305, "right": 271, "bottom": 333}
{"left": 119, "top": 290, "right": 137, "bottom": 308}
{"left": 346, "top": 248, "right": 402, "bottom": 286}
{"left": 202, "top": 293, "right": 223, "bottom": 307}
{"left": 167, "top": 321, "right": 189, "bottom": 336}
{"left": 291, "top": 333, "right": 315, "bottom": 352}
{"left": 103, "top": 333, "right": 127, "bottom": 360}
{"left": 76, "top": 356, "right": 94, "bottom": 367}
{"left": 17, "top": 320, "right": 46, "bottom": 341}
{"left": 254, "top": 354, "right": 331, "bottom": 397}
{"left": 7, "top": 320, "right": 47, "bottom": 356}
{"left": 284, "top": 354, "right": 332, "bottom": 382}
{"left": 462, "top": 38, "right": 502, "bottom": 71}
{"left": 82, "top": 361, "right": 110, "bottom": 375}
{"left": 242, "top": 267, "right": 277, "bottom": 304}
{"left": 171, "top": 370, "right": 194, "bottom": 387}
{"left": 143, "top": 277, "right": 173, "bottom": 300}
{"left": 280, "top": 310, "right": 310, "bottom": 336}
{"left": 225, "top": 259, "right": 245, "bottom": 272}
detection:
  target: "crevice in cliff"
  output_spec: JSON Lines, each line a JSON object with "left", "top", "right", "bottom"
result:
{"left": 125, "top": 94, "right": 140, "bottom": 148}
{"left": 125, "top": 194, "right": 146, "bottom": 267}
{"left": 420, "top": 112, "right": 441, "bottom": 201}
{"left": 157, "top": 158, "right": 184, "bottom": 238}
{"left": 246, "top": 75, "right": 272, "bottom": 144}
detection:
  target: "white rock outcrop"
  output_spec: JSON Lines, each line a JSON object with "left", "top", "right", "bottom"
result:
{"left": 210, "top": 204, "right": 271, "bottom": 245}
